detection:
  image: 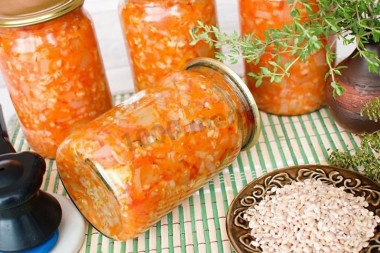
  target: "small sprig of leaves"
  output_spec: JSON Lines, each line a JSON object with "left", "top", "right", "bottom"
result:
{"left": 190, "top": 0, "right": 380, "bottom": 98}
{"left": 361, "top": 97, "right": 380, "bottom": 122}
{"left": 329, "top": 98, "right": 380, "bottom": 181}
{"left": 329, "top": 131, "right": 380, "bottom": 182}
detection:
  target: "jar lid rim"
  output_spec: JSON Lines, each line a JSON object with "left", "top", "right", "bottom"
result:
{"left": 185, "top": 58, "right": 261, "bottom": 151}
{"left": 0, "top": 0, "right": 84, "bottom": 28}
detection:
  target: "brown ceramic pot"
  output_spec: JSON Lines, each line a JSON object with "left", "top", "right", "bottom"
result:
{"left": 325, "top": 42, "right": 380, "bottom": 134}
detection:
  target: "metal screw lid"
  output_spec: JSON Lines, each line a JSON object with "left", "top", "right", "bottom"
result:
{"left": 186, "top": 58, "right": 261, "bottom": 151}
{"left": 0, "top": 0, "right": 84, "bottom": 28}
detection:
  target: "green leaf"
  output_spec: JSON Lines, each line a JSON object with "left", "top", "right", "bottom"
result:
{"left": 274, "top": 76, "right": 282, "bottom": 83}
{"left": 260, "top": 67, "right": 271, "bottom": 75}
{"left": 294, "top": 38, "right": 299, "bottom": 46}
{"left": 305, "top": 4, "right": 313, "bottom": 13}
{"left": 268, "top": 61, "right": 278, "bottom": 67}
{"left": 324, "top": 71, "right": 331, "bottom": 80}
{"left": 255, "top": 78, "right": 263, "bottom": 87}
{"left": 215, "top": 52, "right": 227, "bottom": 61}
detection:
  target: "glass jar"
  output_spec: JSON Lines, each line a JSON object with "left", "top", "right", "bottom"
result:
{"left": 119, "top": 0, "right": 218, "bottom": 91}
{"left": 239, "top": 0, "right": 328, "bottom": 115}
{"left": 56, "top": 58, "right": 261, "bottom": 240}
{"left": 0, "top": 0, "right": 113, "bottom": 158}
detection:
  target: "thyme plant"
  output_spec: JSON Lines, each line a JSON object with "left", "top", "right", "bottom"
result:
{"left": 190, "top": 0, "right": 380, "bottom": 98}
{"left": 190, "top": 0, "right": 380, "bottom": 180}
{"left": 361, "top": 97, "right": 380, "bottom": 123}
{"left": 330, "top": 98, "right": 380, "bottom": 181}
{"left": 329, "top": 131, "right": 380, "bottom": 182}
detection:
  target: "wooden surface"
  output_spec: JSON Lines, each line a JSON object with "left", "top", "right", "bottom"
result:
{"left": 0, "top": 0, "right": 354, "bottom": 122}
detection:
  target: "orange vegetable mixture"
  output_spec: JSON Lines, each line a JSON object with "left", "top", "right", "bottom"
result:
{"left": 57, "top": 64, "right": 256, "bottom": 240}
{"left": 119, "top": 0, "right": 217, "bottom": 91}
{"left": 0, "top": 7, "right": 112, "bottom": 158}
{"left": 239, "top": 0, "right": 328, "bottom": 115}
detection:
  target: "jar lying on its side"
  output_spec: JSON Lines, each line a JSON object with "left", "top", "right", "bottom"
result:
{"left": 0, "top": 0, "right": 112, "bottom": 158}
{"left": 57, "top": 58, "right": 261, "bottom": 240}
{"left": 239, "top": 0, "right": 329, "bottom": 115}
{"left": 119, "top": 0, "right": 218, "bottom": 91}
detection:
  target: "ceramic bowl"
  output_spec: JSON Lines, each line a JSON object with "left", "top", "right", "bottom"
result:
{"left": 226, "top": 165, "right": 380, "bottom": 253}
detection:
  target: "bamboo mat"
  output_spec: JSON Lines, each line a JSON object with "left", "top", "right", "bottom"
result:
{"left": 9, "top": 92, "right": 363, "bottom": 253}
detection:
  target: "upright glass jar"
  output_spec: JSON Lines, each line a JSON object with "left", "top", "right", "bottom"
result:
{"left": 57, "top": 58, "right": 261, "bottom": 240}
{"left": 239, "top": 0, "right": 328, "bottom": 115}
{"left": 0, "top": 0, "right": 113, "bottom": 158}
{"left": 119, "top": 0, "right": 218, "bottom": 91}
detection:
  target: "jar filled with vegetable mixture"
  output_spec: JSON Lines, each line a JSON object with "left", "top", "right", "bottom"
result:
{"left": 119, "top": 0, "right": 217, "bottom": 91}
{"left": 57, "top": 58, "right": 261, "bottom": 240}
{"left": 239, "top": 0, "right": 328, "bottom": 115}
{"left": 0, "top": 0, "right": 112, "bottom": 158}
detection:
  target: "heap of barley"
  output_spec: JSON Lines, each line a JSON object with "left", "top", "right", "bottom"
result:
{"left": 244, "top": 179, "right": 380, "bottom": 253}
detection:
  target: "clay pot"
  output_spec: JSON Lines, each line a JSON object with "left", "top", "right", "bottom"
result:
{"left": 325, "top": 42, "right": 380, "bottom": 134}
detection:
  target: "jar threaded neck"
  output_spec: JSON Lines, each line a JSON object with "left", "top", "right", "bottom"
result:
{"left": 185, "top": 58, "right": 261, "bottom": 150}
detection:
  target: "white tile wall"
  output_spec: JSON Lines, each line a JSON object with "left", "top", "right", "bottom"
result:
{"left": 0, "top": 0, "right": 354, "bottom": 123}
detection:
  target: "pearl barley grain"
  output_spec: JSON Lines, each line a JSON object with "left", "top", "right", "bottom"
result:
{"left": 244, "top": 179, "right": 380, "bottom": 253}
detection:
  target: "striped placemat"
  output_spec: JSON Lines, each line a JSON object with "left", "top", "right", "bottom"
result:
{"left": 9, "top": 92, "right": 362, "bottom": 253}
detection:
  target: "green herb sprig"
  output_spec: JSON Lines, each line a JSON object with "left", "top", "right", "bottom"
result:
{"left": 329, "top": 99, "right": 380, "bottom": 181}
{"left": 361, "top": 97, "right": 380, "bottom": 122}
{"left": 190, "top": 0, "right": 380, "bottom": 98}
{"left": 329, "top": 131, "right": 380, "bottom": 182}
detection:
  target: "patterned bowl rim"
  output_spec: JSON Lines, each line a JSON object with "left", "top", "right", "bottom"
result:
{"left": 226, "top": 164, "right": 380, "bottom": 253}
